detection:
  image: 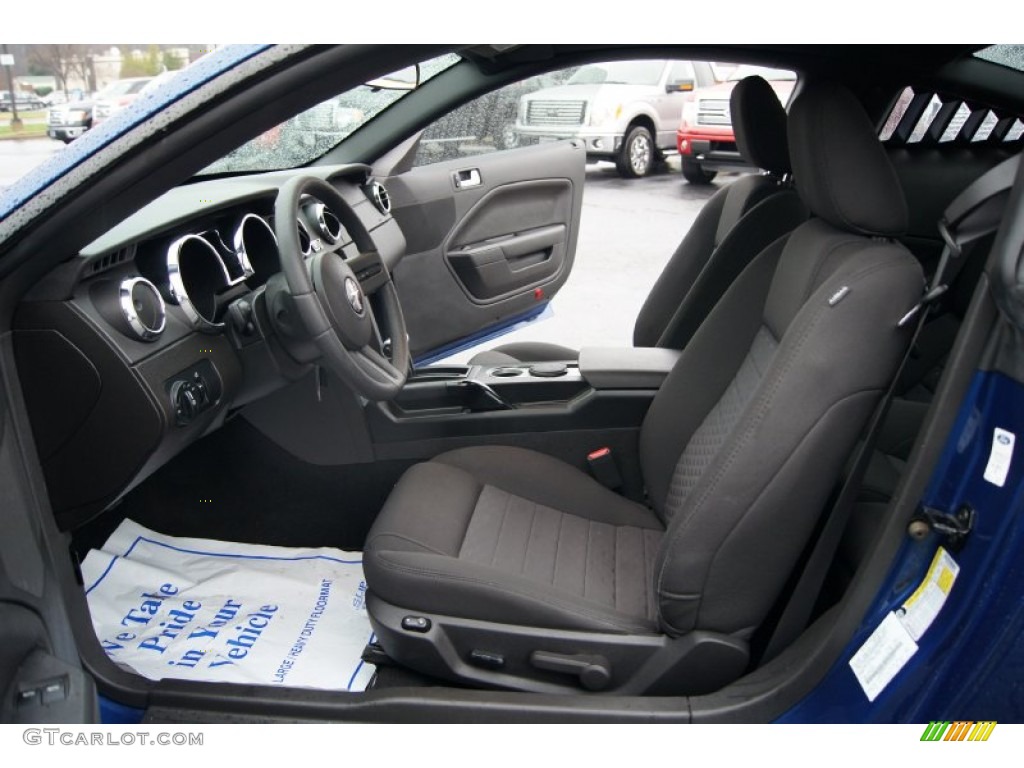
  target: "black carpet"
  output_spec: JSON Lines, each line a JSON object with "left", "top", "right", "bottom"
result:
{"left": 72, "top": 415, "right": 414, "bottom": 558}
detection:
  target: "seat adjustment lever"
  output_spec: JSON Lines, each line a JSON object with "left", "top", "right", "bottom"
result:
{"left": 529, "top": 650, "right": 611, "bottom": 691}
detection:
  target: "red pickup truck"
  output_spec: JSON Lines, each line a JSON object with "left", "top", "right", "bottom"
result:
{"left": 676, "top": 65, "right": 796, "bottom": 184}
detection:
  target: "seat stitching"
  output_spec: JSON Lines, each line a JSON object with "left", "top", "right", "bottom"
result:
{"left": 489, "top": 488, "right": 512, "bottom": 568}
{"left": 641, "top": 529, "right": 650, "bottom": 620}
{"left": 803, "top": 237, "right": 863, "bottom": 308}
{"left": 433, "top": 454, "right": 659, "bottom": 531}
{"left": 583, "top": 520, "right": 592, "bottom": 601}
{"left": 455, "top": 478, "right": 485, "bottom": 556}
{"left": 612, "top": 526, "right": 619, "bottom": 613}
{"left": 521, "top": 502, "right": 537, "bottom": 576}
{"left": 367, "top": 532, "right": 449, "bottom": 557}
{"left": 552, "top": 511, "right": 565, "bottom": 588}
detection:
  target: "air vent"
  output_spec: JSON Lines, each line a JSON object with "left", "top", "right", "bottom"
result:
{"left": 90, "top": 246, "right": 136, "bottom": 275}
{"left": 118, "top": 277, "right": 166, "bottom": 341}
{"left": 368, "top": 181, "right": 391, "bottom": 215}
{"left": 315, "top": 203, "right": 344, "bottom": 243}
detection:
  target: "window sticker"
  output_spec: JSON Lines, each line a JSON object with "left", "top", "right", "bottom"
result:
{"left": 849, "top": 612, "right": 919, "bottom": 702}
{"left": 896, "top": 547, "right": 959, "bottom": 642}
{"left": 983, "top": 428, "right": 1015, "bottom": 487}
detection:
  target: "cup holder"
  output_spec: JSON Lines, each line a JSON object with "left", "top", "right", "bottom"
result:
{"left": 491, "top": 367, "right": 525, "bottom": 378}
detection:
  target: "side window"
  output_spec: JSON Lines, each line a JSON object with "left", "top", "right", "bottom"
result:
{"left": 413, "top": 68, "right": 578, "bottom": 167}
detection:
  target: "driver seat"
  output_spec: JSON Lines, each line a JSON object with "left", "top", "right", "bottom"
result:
{"left": 363, "top": 83, "right": 923, "bottom": 694}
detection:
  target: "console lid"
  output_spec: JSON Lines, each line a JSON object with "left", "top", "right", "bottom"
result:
{"left": 578, "top": 347, "right": 681, "bottom": 390}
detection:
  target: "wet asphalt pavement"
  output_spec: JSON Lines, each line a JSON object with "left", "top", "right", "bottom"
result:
{"left": 0, "top": 137, "right": 65, "bottom": 189}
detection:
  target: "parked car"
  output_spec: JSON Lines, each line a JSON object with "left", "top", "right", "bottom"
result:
{"left": 0, "top": 90, "right": 46, "bottom": 112}
{"left": 0, "top": 45, "right": 1023, "bottom": 732}
{"left": 90, "top": 76, "right": 155, "bottom": 125}
{"left": 677, "top": 64, "right": 797, "bottom": 183}
{"left": 47, "top": 98, "right": 95, "bottom": 143}
{"left": 514, "top": 59, "right": 718, "bottom": 177}
{"left": 46, "top": 77, "right": 167, "bottom": 144}
{"left": 418, "top": 68, "right": 578, "bottom": 162}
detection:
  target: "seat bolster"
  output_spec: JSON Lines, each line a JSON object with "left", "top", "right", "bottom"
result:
{"left": 368, "top": 549, "right": 658, "bottom": 634}
{"left": 633, "top": 187, "right": 729, "bottom": 348}
{"left": 365, "top": 461, "right": 482, "bottom": 558}
{"left": 434, "top": 446, "right": 662, "bottom": 529}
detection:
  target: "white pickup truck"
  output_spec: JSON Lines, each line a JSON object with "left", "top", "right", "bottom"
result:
{"left": 513, "top": 59, "right": 718, "bottom": 178}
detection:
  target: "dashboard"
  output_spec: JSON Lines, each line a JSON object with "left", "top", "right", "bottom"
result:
{"left": 14, "top": 163, "right": 405, "bottom": 529}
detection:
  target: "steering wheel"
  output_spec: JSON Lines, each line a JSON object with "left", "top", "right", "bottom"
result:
{"left": 273, "top": 175, "right": 409, "bottom": 401}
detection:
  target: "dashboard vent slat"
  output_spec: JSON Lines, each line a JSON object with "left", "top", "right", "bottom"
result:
{"left": 90, "top": 246, "right": 135, "bottom": 275}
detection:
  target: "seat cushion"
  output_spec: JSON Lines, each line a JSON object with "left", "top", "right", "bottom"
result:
{"left": 364, "top": 446, "right": 664, "bottom": 634}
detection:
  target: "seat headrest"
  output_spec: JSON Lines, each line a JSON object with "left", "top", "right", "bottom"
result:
{"left": 731, "top": 75, "right": 791, "bottom": 176}
{"left": 787, "top": 82, "right": 908, "bottom": 237}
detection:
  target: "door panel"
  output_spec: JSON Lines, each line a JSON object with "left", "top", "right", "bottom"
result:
{"left": 384, "top": 140, "right": 585, "bottom": 360}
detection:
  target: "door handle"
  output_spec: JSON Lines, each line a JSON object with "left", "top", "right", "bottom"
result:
{"left": 453, "top": 168, "right": 481, "bottom": 189}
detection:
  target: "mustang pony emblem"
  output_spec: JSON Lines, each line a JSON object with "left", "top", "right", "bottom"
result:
{"left": 344, "top": 277, "right": 364, "bottom": 314}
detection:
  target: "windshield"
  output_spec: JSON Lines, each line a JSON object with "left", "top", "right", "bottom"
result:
{"left": 199, "top": 54, "right": 460, "bottom": 176}
{"left": 567, "top": 60, "right": 666, "bottom": 86}
{"left": 728, "top": 65, "right": 796, "bottom": 81}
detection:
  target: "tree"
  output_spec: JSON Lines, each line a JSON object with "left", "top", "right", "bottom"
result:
{"left": 120, "top": 45, "right": 164, "bottom": 78}
{"left": 163, "top": 50, "right": 185, "bottom": 71}
{"left": 27, "top": 44, "right": 92, "bottom": 97}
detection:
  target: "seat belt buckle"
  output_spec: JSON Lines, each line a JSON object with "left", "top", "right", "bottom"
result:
{"left": 587, "top": 447, "right": 622, "bottom": 490}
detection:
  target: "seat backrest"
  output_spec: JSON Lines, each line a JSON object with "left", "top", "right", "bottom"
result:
{"left": 633, "top": 76, "right": 807, "bottom": 350}
{"left": 638, "top": 82, "right": 924, "bottom": 639}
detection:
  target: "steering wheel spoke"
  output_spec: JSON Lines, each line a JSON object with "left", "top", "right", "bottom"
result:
{"left": 355, "top": 345, "right": 406, "bottom": 387}
{"left": 273, "top": 175, "right": 409, "bottom": 400}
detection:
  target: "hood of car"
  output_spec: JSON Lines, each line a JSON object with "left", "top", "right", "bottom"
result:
{"left": 55, "top": 98, "right": 95, "bottom": 111}
{"left": 694, "top": 78, "right": 796, "bottom": 103}
{"left": 523, "top": 82, "right": 656, "bottom": 103}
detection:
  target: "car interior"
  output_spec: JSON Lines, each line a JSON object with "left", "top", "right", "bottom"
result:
{"left": 3, "top": 44, "right": 1023, "bottom": 722}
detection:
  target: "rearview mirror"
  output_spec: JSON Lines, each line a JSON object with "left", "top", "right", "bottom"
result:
{"left": 365, "top": 64, "right": 420, "bottom": 91}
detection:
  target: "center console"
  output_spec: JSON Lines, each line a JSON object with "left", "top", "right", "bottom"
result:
{"left": 357, "top": 346, "right": 679, "bottom": 502}
{"left": 368, "top": 346, "right": 681, "bottom": 444}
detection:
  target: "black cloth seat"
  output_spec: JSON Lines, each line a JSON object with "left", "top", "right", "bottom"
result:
{"left": 469, "top": 75, "right": 807, "bottom": 367}
{"left": 367, "top": 446, "right": 664, "bottom": 634}
{"left": 365, "top": 83, "right": 924, "bottom": 693}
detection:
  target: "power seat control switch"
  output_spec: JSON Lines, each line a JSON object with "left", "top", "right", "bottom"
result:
{"left": 401, "top": 616, "right": 431, "bottom": 633}
{"left": 468, "top": 650, "right": 505, "bottom": 670}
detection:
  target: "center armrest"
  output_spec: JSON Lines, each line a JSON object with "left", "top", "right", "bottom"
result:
{"left": 578, "top": 347, "right": 681, "bottom": 390}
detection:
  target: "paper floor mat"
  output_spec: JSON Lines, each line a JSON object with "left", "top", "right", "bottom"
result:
{"left": 81, "top": 520, "right": 375, "bottom": 692}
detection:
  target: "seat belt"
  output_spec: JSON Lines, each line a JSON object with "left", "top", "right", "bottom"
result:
{"left": 759, "top": 153, "right": 1020, "bottom": 664}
